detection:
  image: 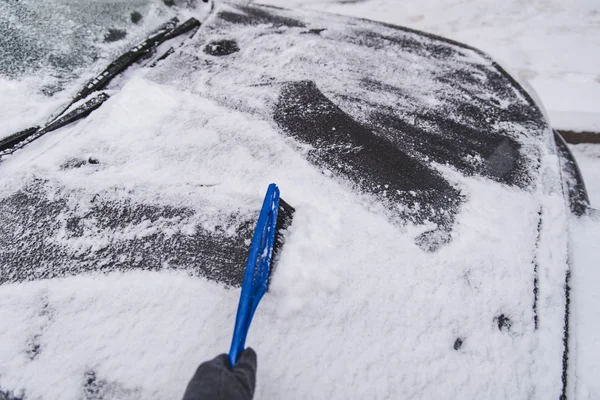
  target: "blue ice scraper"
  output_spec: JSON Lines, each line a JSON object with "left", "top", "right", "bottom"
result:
{"left": 228, "top": 184, "right": 294, "bottom": 366}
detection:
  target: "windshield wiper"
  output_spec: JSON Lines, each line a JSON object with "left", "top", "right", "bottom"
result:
{"left": 0, "top": 17, "right": 201, "bottom": 159}
{"left": 65, "top": 17, "right": 200, "bottom": 111}
{"left": 0, "top": 93, "right": 110, "bottom": 155}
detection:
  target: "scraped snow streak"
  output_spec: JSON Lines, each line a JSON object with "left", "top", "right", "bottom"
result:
{"left": 0, "top": 2, "right": 579, "bottom": 400}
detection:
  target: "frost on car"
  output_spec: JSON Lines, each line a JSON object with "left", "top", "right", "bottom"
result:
{"left": 0, "top": 2, "right": 589, "bottom": 399}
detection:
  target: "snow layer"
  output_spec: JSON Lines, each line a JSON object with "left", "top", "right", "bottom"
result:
{"left": 568, "top": 144, "right": 600, "bottom": 399}
{"left": 570, "top": 214, "right": 600, "bottom": 400}
{"left": 0, "top": 133, "right": 568, "bottom": 399}
{"left": 0, "top": 2, "right": 577, "bottom": 399}
{"left": 258, "top": 0, "right": 600, "bottom": 132}
{"left": 0, "top": 76, "right": 66, "bottom": 139}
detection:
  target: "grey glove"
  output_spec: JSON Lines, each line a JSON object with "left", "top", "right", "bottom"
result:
{"left": 182, "top": 348, "right": 257, "bottom": 400}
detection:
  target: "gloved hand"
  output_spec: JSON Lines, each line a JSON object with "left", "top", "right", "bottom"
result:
{"left": 182, "top": 348, "right": 257, "bottom": 400}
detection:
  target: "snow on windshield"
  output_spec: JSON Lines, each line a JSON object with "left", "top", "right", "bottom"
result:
{"left": 0, "top": 0, "right": 180, "bottom": 139}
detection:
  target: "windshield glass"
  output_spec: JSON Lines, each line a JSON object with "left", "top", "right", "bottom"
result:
{"left": 0, "top": 0, "right": 179, "bottom": 138}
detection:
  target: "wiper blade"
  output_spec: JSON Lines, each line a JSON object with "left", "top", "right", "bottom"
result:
{"left": 67, "top": 17, "right": 200, "bottom": 109}
{"left": 0, "top": 93, "right": 110, "bottom": 156}
{"left": 0, "top": 127, "right": 40, "bottom": 153}
{"left": 1, "top": 17, "right": 201, "bottom": 160}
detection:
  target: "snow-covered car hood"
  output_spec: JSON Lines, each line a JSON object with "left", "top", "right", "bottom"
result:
{"left": 0, "top": 2, "right": 587, "bottom": 399}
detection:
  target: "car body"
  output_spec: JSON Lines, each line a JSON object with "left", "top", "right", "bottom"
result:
{"left": 0, "top": 2, "right": 589, "bottom": 399}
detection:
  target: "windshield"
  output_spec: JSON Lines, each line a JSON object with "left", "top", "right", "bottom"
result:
{"left": 0, "top": 0, "right": 180, "bottom": 138}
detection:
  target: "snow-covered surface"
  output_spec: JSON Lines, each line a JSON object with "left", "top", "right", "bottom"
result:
{"left": 0, "top": 1, "right": 597, "bottom": 399}
{"left": 568, "top": 144, "right": 600, "bottom": 399}
{"left": 258, "top": 0, "right": 600, "bottom": 133}
{"left": 570, "top": 214, "right": 600, "bottom": 400}
{"left": 0, "top": 3, "right": 575, "bottom": 399}
{"left": 0, "top": 76, "right": 66, "bottom": 139}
